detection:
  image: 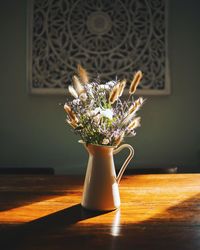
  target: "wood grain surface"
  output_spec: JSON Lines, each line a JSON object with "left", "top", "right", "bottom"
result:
{"left": 0, "top": 174, "right": 200, "bottom": 250}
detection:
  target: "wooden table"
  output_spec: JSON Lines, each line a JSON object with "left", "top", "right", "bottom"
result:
{"left": 0, "top": 174, "right": 200, "bottom": 250}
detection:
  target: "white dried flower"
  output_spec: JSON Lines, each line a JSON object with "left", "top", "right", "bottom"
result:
{"left": 87, "top": 107, "right": 101, "bottom": 117}
{"left": 97, "top": 84, "right": 110, "bottom": 90}
{"left": 72, "top": 99, "right": 80, "bottom": 105}
{"left": 106, "top": 81, "right": 116, "bottom": 87}
{"left": 102, "top": 138, "right": 110, "bottom": 145}
{"left": 68, "top": 85, "right": 78, "bottom": 99}
{"left": 72, "top": 75, "right": 85, "bottom": 95}
{"left": 93, "top": 114, "right": 101, "bottom": 124}
{"left": 85, "top": 83, "right": 94, "bottom": 97}
{"left": 79, "top": 93, "right": 87, "bottom": 101}
{"left": 100, "top": 109, "right": 113, "bottom": 120}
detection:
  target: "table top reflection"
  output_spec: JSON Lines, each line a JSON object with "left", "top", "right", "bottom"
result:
{"left": 0, "top": 174, "right": 200, "bottom": 250}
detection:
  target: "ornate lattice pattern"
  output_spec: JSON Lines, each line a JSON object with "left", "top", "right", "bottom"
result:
{"left": 28, "top": 0, "right": 170, "bottom": 94}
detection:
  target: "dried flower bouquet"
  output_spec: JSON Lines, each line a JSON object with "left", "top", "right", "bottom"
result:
{"left": 64, "top": 65, "right": 144, "bottom": 146}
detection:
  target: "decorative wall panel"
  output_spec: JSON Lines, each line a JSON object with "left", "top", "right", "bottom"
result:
{"left": 27, "top": 0, "right": 170, "bottom": 95}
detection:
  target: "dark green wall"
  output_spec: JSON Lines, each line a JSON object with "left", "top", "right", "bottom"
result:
{"left": 0, "top": 0, "right": 200, "bottom": 174}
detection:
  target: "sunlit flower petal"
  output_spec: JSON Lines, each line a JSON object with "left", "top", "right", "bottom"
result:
{"left": 68, "top": 85, "right": 78, "bottom": 99}
{"left": 100, "top": 109, "right": 113, "bottom": 120}
{"left": 102, "top": 138, "right": 110, "bottom": 145}
{"left": 72, "top": 75, "right": 85, "bottom": 95}
{"left": 79, "top": 93, "right": 87, "bottom": 101}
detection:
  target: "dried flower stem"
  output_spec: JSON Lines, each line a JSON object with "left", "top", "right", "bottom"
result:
{"left": 114, "top": 131, "right": 125, "bottom": 146}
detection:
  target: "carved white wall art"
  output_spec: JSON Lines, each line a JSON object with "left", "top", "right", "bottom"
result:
{"left": 27, "top": 0, "right": 170, "bottom": 95}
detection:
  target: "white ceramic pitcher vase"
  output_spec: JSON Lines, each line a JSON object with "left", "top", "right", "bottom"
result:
{"left": 81, "top": 143, "right": 134, "bottom": 211}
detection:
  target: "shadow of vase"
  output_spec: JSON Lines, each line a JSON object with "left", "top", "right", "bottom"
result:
{"left": 1, "top": 203, "right": 110, "bottom": 250}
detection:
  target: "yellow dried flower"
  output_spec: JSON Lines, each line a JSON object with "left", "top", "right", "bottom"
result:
{"left": 128, "top": 117, "right": 141, "bottom": 130}
{"left": 129, "top": 70, "right": 143, "bottom": 94}
{"left": 64, "top": 104, "right": 78, "bottom": 123}
{"left": 128, "top": 97, "right": 144, "bottom": 114}
{"left": 109, "top": 84, "right": 120, "bottom": 104}
{"left": 77, "top": 64, "right": 89, "bottom": 84}
{"left": 121, "top": 98, "right": 143, "bottom": 126}
{"left": 66, "top": 119, "right": 78, "bottom": 128}
{"left": 118, "top": 79, "right": 126, "bottom": 97}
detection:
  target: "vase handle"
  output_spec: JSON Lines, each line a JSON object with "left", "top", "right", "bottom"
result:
{"left": 113, "top": 144, "right": 134, "bottom": 184}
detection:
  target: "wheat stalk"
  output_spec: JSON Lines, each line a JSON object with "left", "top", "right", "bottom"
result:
{"left": 109, "top": 84, "right": 120, "bottom": 104}
{"left": 66, "top": 119, "right": 78, "bottom": 128}
{"left": 129, "top": 70, "right": 143, "bottom": 94}
{"left": 128, "top": 97, "right": 144, "bottom": 114}
{"left": 77, "top": 64, "right": 89, "bottom": 84}
{"left": 128, "top": 117, "right": 141, "bottom": 130}
{"left": 64, "top": 104, "right": 78, "bottom": 124}
{"left": 118, "top": 79, "right": 126, "bottom": 97}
